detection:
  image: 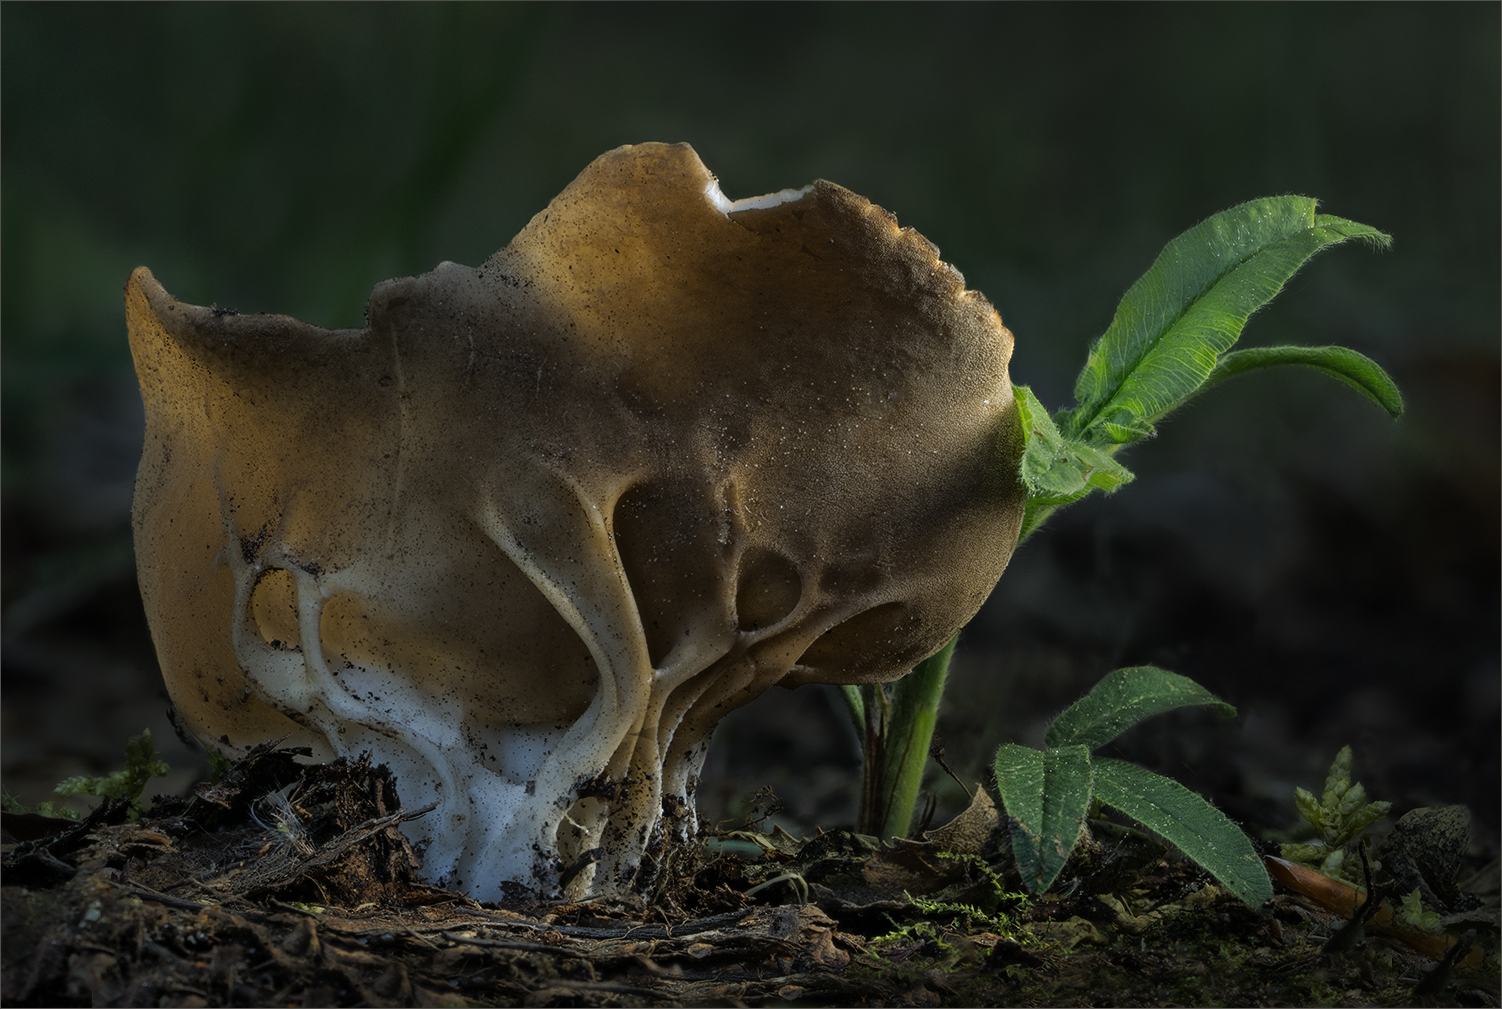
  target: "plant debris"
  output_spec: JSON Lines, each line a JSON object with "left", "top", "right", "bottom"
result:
{"left": 4, "top": 750, "right": 1498, "bottom": 1007}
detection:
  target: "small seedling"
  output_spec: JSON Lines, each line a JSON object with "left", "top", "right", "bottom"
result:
{"left": 850, "top": 196, "right": 1401, "bottom": 852}
{"left": 1281, "top": 744, "right": 1392, "bottom": 878}
{"left": 53, "top": 729, "right": 170, "bottom": 820}
{"left": 1397, "top": 887, "right": 1442, "bottom": 932}
{"left": 992, "top": 666, "right": 1272, "bottom": 911}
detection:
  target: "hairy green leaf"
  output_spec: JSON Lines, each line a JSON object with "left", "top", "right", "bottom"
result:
{"left": 1200, "top": 345, "right": 1403, "bottom": 418}
{"left": 1016, "top": 385, "right": 1135, "bottom": 498}
{"left": 1059, "top": 198, "right": 1391, "bottom": 443}
{"left": 994, "top": 742, "right": 1093, "bottom": 895}
{"left": 993, "top": 744, "right": 1044, "bottom": 869}
{"left": 1014, "top": 384, "right": 1134, "bottom": 541}
{"left": 1093, "top": 758, "right": 1272, "bottom": 913}
{"left": 1046, "top": 666, "right": 1236, "bottom": 751}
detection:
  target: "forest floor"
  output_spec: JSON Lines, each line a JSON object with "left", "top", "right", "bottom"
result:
{"left": 3, "top": 746, "right": 1497, "bottom": 1008}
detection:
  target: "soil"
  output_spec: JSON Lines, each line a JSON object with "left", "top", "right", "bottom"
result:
{"left": 3, "top": 747, "right": 1497, "bottom": 1008}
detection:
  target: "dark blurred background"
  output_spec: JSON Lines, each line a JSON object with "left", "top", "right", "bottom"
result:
{"left": 3, "top": 5, "right": 1497, "bottom": 864}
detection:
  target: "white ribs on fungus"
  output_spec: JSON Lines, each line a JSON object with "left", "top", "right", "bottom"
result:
{"left": 126, "top": 142, "right": 1027, "bottom": 899}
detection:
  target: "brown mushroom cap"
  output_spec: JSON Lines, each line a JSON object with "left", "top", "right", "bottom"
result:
{"left": 128, "top": 142, "right": 1025, "bottom": 894}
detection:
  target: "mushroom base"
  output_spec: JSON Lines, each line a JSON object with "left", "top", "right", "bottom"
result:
{"left": 221, "top": 560, "right": 719, "bottom": 900}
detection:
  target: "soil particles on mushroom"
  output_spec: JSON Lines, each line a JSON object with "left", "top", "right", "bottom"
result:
{"left": 3, "top": 748, "right": 1498, "bottom": 1008}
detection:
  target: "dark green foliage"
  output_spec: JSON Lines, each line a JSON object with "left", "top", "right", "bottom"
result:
{"left": 1281, "top": 744, "right": 1392, "bottom": 877}
{"left": 1016, "top": 197, "right": 1398, "bottom": 540}
{"left": 53, "top": 729, "right": 170, "bottom": 818}
{"left": 995, "top": 666, "right": 1272, "bottom": 912}
{"left": 1045, "top": 666, "right": 1236, "bottom": 751}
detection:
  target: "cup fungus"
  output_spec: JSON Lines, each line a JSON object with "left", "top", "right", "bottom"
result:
{"left": 127, "top": 142, "right": 1026, "bottom": 898}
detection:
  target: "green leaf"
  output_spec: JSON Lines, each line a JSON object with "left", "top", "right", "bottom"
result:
{"left": 1343, "top": 799, "right": 1393, "bottom": 838}
{"left": 1338, "top": 782, "right": 1369, "bottom": 820}
{"left": 1014, "top": 384, "right": 1135, "bottom": 542}
{"left": 1016, "top": 385, "right": 1136, "bottom": 499}
{"left": 1319, "top": 847, "right": 1347, "bottom": 876}
{"left": 1398, "top": 888, "right": 1442, "bottom": 931}
{"left": 1093, "top": 758, "right": 1273, "bottom": 913}
{"left": 1280, "top": 842, "right": 1332, "bottom": 864}
{"left": 993, "top": 744, "right": 1044, "bottom": 866}
{"left": 994, "top": 743, "right": 1093, "bottom": 895}
{"left": 1321, "top": 745, "right": 1355, "bottom": 812}
{"left": 1201, "top": 345, "right": 1403, "bottom": 418}
{"left": 1045, "top": 666, "right": 1236, "bottom": 751}
{"left": 1293, "top": 786, "right": 1321, "bottom": 828}
{"left": 1060, "top": 197, "right": 1391, "bottom": 443}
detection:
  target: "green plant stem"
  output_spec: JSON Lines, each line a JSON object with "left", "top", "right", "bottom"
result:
{"left": 854, "top": 634, "right": 957, "bottom": 839}
{"left": 856, "top": 682, "right": 887, "bottom": 836}
{"left": 881, "top": 635, "right": 956, "bottom": 838}
{"left": 839, "top": 684, "right": 865, "bottom": 739}
{"left": 1018, "top": 498, "right": 1063, "bottom": 545}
